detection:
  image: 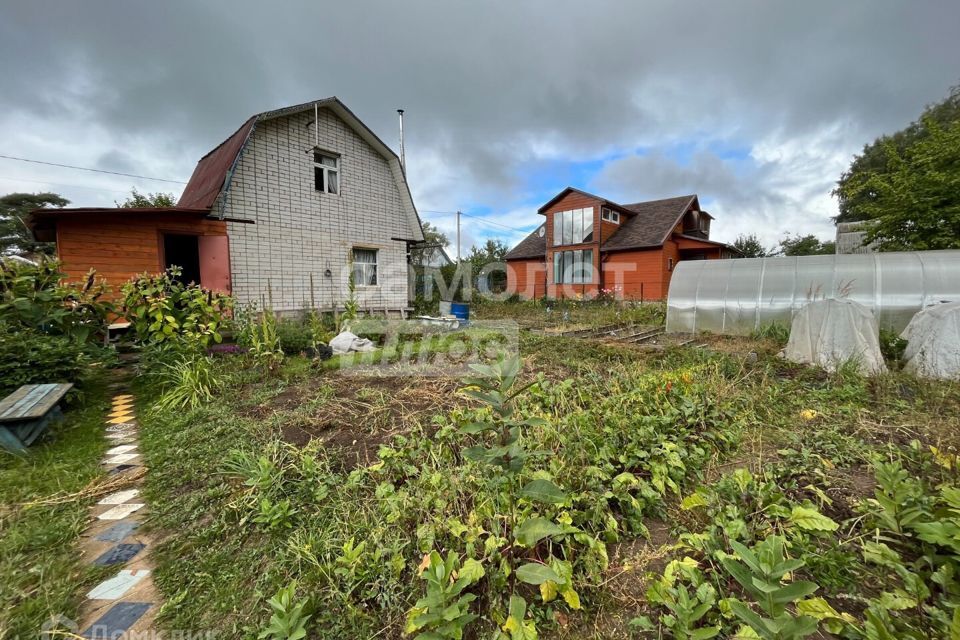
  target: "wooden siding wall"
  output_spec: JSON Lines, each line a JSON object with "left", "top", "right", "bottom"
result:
{"left": 602, "top": 248, "right": 666, "bottom": 300}
{"left": 55, "top": 214, "right": 227, "bottom": 298}
{"left": 506, "top": 259, "right": 547, "bottom": 299}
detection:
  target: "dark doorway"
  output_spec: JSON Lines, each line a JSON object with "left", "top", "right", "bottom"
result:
{"left": 163, "top": 234, "right": 201, "bottom": 285}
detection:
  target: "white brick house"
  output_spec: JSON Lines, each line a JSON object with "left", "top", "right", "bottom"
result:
{"left": 178, "top": 98, "right": 424, "bottom": 313}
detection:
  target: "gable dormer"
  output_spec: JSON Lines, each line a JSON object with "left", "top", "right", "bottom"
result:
{"left": 679, "top": 208, "right": 712, "bottom": 239}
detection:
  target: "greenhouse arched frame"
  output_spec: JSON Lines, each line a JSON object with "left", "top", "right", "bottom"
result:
{"left": 665, "top": 250, "right": 960, "bottom": 335}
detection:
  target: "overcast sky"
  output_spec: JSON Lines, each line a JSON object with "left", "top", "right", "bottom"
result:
{"left": 2, "top": 1, "right": 958, "bottom": 253}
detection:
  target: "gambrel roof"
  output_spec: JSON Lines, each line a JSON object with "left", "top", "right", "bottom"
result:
{"left": 179, "top": 97, "right": 424, "bottom": 242}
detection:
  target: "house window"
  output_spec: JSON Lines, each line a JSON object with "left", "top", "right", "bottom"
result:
{"left": 668, "top": 257, "right": 674, "bottom": 271}
{"left": 552, "top": 209, "right": 594, "bottom": 246}
{"left": 553, "top": 249, "right": 593, "bottom": 284}
{"left": 313, "top": 150, "right": 339, "bottom": 194}
{"left": 601, "top": 207, "right": 620, "bottom": 224}
{"left": 352, "top": 248, "right": 378, "bottom": 285}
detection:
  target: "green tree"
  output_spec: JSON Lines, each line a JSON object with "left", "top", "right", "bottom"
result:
{"left": 834, "top": 116, "right": 960, "bottom": 251}
{"left": 116, "top": 187, "right": 177, "bottom": 208}
{"left": 0, "top": 192, "right": 69, "bottom": 257}
{"left": 732, "top": 233, "right": 770, "bottom": 258}
{"left": 466, "top": 238, "right": 509, "bottom": 293}
{"left": 410, "top": 221, "right": 451, "bottom": 268}
{"left": 778, "top": 234, "right": 835, "bottom": 256}
{"left": 834, "top": 85, "right": 960, "bottom": 252}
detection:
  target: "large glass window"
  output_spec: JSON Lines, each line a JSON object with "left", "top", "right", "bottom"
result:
{"left": 552, "top": 249, "right": 594, "bottom": 284}
{"left": 352, "top": 248, "right": 378, "bottom": 285}
{"left": 552, "top": 209, "right": 594, "bottom": 246}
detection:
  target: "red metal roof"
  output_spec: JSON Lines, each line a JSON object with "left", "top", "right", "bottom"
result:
{"left": 178, "top": 117, "right": 256, "bottom": 209}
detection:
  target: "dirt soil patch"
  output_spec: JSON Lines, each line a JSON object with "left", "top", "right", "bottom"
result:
{"left": 254, "top": 374, "right": 464, "bottom": 470}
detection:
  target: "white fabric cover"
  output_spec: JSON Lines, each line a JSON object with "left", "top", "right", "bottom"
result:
{"left": 784, "top": 299, "right": 887, "bottom": 374}
{"left": 901, "top": 301, "right": 960, "bottom": 379}
{"left": 329, "top": 331, "right": 377, "bottom": 355}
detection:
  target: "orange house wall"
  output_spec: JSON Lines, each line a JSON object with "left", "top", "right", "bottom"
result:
{"left": 506, "top": 259, "right": 547, "bottom": 299}
{"left": 602, "top": 248, "right": 667, "bottom": 300}
{"left": 55, "top": 214, "right": 228, "bottom": 299}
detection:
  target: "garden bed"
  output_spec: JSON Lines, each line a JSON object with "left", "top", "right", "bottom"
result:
{"left": 128, "top": 303, "right": 960, "bottom": 639}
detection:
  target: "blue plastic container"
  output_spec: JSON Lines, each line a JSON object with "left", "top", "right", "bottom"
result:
{"left": 450, "top": 302, "right": 470, "bottom": 323}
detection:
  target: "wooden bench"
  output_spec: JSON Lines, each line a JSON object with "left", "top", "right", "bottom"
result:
{"left": 0, "top": 383, "right": 74, "bottom": 454}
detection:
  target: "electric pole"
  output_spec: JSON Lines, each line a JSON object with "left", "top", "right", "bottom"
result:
{"left": 456, "top": 210, "right": 461, "bottom": 262}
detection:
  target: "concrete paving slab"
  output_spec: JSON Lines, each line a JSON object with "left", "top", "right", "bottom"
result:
{"left": 97, "top": 489, "right": 140, "bottom": 505}
{"left": 94, "top": 521, "right": 140, "bottom": 542}
{"left": 86, "top": 569, "right": 150, "bottom": 600}
{"left": 105, "top": 444, "right": 138, "bottom": 455}
{"left": 107, "top": 464, "right": 138, "bottom": 475}
{"left": 97, "top": 503, "right": 145, "bottom": 520}
{"left": 93, "top": 542, "right": 145, "bottom": 566}
{"left": 81, "top": 602, "right": 151, "bottom": 639}
{"left": 103, "top": 453, "right": 140, "bottom": 465}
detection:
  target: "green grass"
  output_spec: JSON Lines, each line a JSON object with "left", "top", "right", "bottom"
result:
{"left": 133, "top": 305, "right": 960, "bottom": 639}
{"left": 473, "top": 298, "right": 666, "bottom": 330}
{"left": 0, "top": 380, "right": 111, "bottom": 638}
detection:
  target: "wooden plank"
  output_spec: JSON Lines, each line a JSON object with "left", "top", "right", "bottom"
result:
{"left": 0, "top": 386, "right": 32, "bottom": 416}
{"left": 0, "top": 383, "right": 73, "bottom": 422}
{"left": 0, "top": 427, "right": 28, "bottom": 454}
{"left": 0, "top": 385, "right": 54, "bottom": 418}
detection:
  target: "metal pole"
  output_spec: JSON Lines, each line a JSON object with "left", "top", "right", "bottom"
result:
{"left": 456, "top": 210, "right": 461, "bottom": 262}
{"left": 397, "top": 109, "right": 405, "bottom": 172}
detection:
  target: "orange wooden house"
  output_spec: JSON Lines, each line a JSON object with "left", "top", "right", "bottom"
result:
{"left": 505, "top": 187, "right": 738, "bottom": 300}
{"left": 29, "top": 207, "right": 237, "bottom": 297}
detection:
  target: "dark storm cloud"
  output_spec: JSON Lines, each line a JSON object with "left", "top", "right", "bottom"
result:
{"left": 1, "top": 0, "right": 958, "bottom": 242}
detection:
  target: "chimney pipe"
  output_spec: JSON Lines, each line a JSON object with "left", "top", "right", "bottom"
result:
{"left": 397, "top": 109, "right": 405, "bottom": 172}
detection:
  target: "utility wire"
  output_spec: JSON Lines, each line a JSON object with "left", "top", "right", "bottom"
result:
{"left": 420, "top": 209, "right": 534, "bottom": 233}
{"left": 0, "top": 158, "right": 533, "bottom": 234}
{"left": 0, "top": 154, "right": 188, "bottom": 184}
{"left": 0, "top": 175, "right": 133, "bottom": 194}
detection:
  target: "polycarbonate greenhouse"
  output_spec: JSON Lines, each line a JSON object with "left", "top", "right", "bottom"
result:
{"left": 665, "top": 251, "right": 960, "bottom": 335}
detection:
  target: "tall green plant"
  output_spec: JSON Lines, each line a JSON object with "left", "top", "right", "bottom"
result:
{"left": 0, "top": 259, "right": 111, "bottom": 342}
{"left": 719, "top": 535, "right": 820, "bottom": 640}
{"left": 250, "top": 309, "right": 283, "bottom": 371}
{"left": 339, "top": 261, "right": 359, "bottom": 332}
{"left": 121, "top": 267, "right": 232, "bottom": 347}
{"left": 152, "top": 352, "right": 223, "bottom": 412}
{"left": 456, "top": 355, "right": 580, "bottom": 637}
{"left": 258, "top": 581, "right": 310, "bottom": 640}
{"left": 405, "top": 551, "right": 485, "bottom": 640}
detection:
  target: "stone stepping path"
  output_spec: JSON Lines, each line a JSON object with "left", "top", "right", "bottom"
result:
{"left": 77, "top": 392, "right": 160, "bottom": 639}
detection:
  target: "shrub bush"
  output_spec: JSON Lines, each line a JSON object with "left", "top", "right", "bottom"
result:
{"left": 276, "top": 317, "right": 313, "bottom": 355}
{"left": 0, "top": 324, "right": 88, "bottom": 395}
{"left": 121, "top": 267, "right": 232, "bottom": 347}
{"left": 0, "top": 259, "right": 112, "bottom": 342}
{"left": 0, "top": 259, "right": 114, "bottom": 394}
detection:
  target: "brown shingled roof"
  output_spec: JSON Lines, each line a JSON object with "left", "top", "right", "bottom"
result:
{"left": 505, "top": 224, "right": 547, "bottom": 260}
{"left": 505, "top": 192, "right": 700, "bottom": 260}
{"left": 601, "top": 195, "right": 697, "bottom": 251}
